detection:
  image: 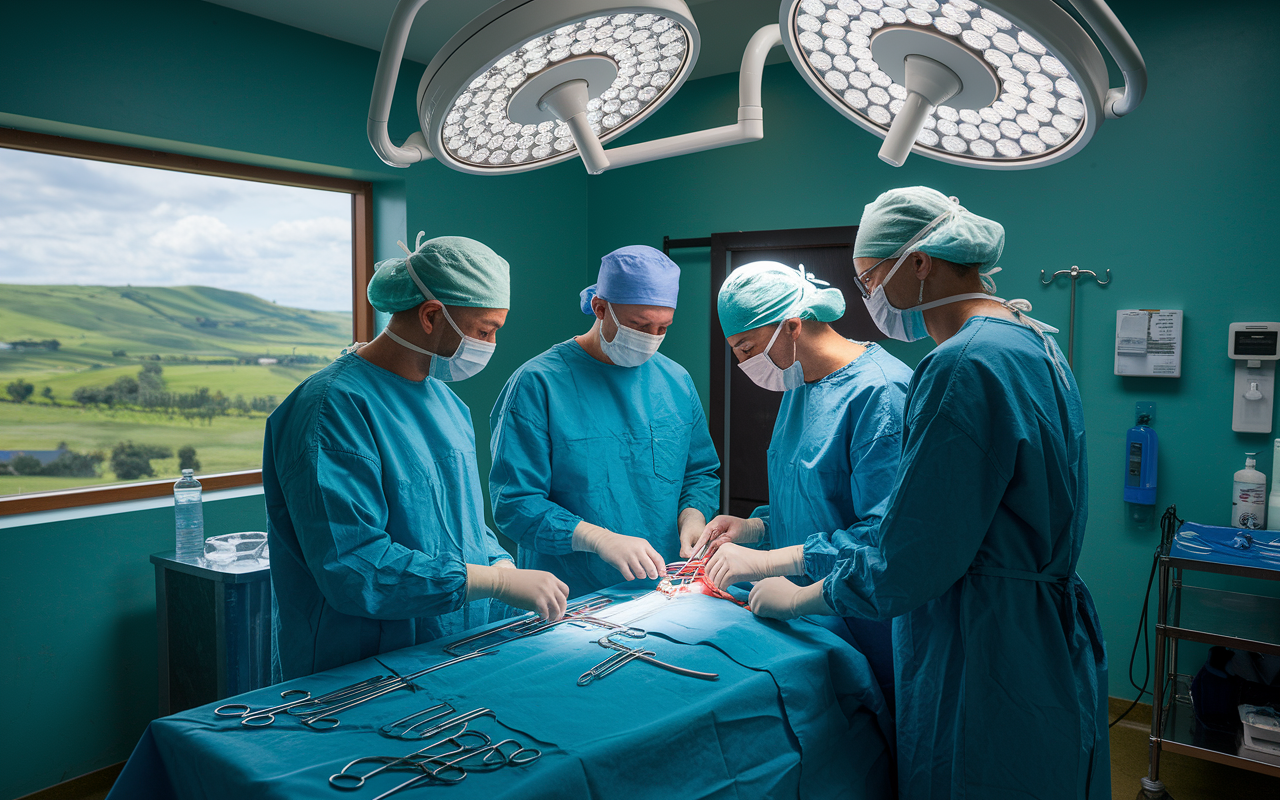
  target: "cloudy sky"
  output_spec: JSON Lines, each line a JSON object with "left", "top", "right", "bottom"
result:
{"left": 0, "top": 148, "right": 353, "bottom": 312}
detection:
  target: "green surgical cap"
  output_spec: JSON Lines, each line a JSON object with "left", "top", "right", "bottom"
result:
{"left": 717, "top": 261, "right": 845, "bottom": 338}
{"left": 853, "top": 186, "right": 1005, "bottom": 271}
{"left": 367, "top": 234, "right": 511, "bottom": 313}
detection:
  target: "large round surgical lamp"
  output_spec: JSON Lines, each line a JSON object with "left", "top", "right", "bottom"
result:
{"left": 778, "top": 0, "right": 1146, "bottom": 168}
{"left": 369, "top": 0, "right": 782, "bottom": 175}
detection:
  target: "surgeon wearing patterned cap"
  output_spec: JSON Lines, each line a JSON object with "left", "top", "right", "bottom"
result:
{"left": 488, "top": 245, "right": 720, "bottom": 597}
{"left": 265, "top": 234, "right": 569, "bottom": 681}
{"left": 693, "top": 260, "right": 912, "bottom": 702}
{"left": 748, "top": 187, "right": 1110, "bottom": 800}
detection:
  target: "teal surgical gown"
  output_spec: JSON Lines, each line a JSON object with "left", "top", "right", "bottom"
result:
{"left": 824, "top": 316, "right": 1109, "bottom": 799}
{"left": 264, "top": 352, "right": 512, "bottom": 681}
{"left": 489, "top": 340, "right": 720, "bottom": 597}
{"left": 748, "top": 343, "right": 911, "bottom": 699}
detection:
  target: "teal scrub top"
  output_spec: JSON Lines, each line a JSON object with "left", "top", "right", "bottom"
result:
{"left": 746, "top": 343, "right": 912, "bottom": 578}
{"left": 489, "top": 340, "right": 721, "bottom": 597}
{"left": 825, "top": 316, "right": 1109, "bottom": 800}
{"left": 264, "top": 352, "right": 512, "bottom": 681}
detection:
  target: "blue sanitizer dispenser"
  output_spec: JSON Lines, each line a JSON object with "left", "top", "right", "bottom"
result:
{"left": 1124, "top": 403, "right": 1158, "bottom": 524}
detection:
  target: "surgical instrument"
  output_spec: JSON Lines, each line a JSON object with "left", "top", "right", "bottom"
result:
{"left": 443, "top": 596, "right": 617, "bottom": 655}
{"left": 389, "top": 707, "right": 497, "bottom": 741}
{"left": 217, "top": 675, "right": 389, "bottom": 727}
{"left": 378, "top": 703, "right": 456, "bottom": 739}
{"left": 298, "top": 652, "right": 493, "bottom": 729}
{"left": 367, "top": 738, "right": 543, "bottom": 800}
{"left": 329, "top": 729, "right": 491, "bottom": 790}
{"left": 579, "top": 631, "right": 720, "bottom": 685}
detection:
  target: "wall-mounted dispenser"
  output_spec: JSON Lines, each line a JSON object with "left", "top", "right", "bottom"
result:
{"left": 1228, "top": 322, "right": 1279, "bottom": 434}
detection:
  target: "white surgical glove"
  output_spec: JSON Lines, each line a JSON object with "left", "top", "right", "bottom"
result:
{"left": 677, "top": 508, "right": 708, "bottom": 558}
{"left": 465, "top": 564, "right": 568, "bottom": 621}
{"left": 748, "top": 577, "right": 834, "bottom": 620}
{"left": 705, "top": 543, "right": 804, "bottom": 590}
{"left": 573, "top": 521, "right": 667, "bottom": 581}
{"left": 691, "top": 515, "right": 766, "bottom": 558}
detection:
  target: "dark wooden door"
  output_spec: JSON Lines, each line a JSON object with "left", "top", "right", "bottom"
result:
{"left": 707, "top": 226, "right": 882, "bottom": 517}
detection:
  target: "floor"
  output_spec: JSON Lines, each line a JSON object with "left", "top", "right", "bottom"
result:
{"left": 17, "top": 702, "right": 1280, "bottom": 800}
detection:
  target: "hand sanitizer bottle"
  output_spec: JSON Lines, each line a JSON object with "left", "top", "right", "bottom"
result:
{"left": 1231, "top": 453, "right": 1267, "bottom": 530}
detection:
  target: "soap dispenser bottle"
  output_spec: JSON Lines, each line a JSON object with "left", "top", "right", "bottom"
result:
{"left": 1232, "top": 453, "right": 1267, "bottom": 530}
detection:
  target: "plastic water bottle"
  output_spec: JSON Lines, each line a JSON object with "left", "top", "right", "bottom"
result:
{"left": 174, "top": 469, "right": 204, "bottom": 562}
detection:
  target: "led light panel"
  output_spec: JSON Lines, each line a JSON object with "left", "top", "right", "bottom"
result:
{"left": 784, "top": 0, "right": 1094, "bottom": 166}
{"left": 437, "top": 14, "right": 691, "bottom": 171}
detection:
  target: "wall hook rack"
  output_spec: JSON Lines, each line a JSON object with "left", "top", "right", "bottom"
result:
{"left": 1041, "top": 265, "right": 1112, "bottom": 368}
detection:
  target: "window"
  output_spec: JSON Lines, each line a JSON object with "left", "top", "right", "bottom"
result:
{"left": 0, "top": 131, "right": 374, "bottom": 512}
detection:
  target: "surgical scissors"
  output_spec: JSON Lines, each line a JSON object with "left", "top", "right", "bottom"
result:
{"left": 329, "top": 728, "right": 490, "bottom": 790}
{"left": 217, "top": 675, "right": 389, "bottom": 727}
{"left": 367, "top": 738, "right": 543, "bottom": 800}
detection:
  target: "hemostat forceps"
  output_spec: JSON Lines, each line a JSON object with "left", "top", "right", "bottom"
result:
{"left": 444, "top": 596, "right": 621, "bottom": 655}
{"left": 218, "top": 675, "right": 388, "bottom": 727}
{"left": 378, "top": 703, "right": 456, "bottom": 739}
{"left": 329, "top": 729, "right": 491, "bottom": 790}
{"left": 579, "top": 631, "right": 720, "bottom": 685}
{"left": 578, "top": 645, "right": 657, "bottom": 685}
{"left": 367, "top": 738, "right": 543, "bottom": 800}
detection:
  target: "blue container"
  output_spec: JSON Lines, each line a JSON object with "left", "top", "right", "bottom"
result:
{"left": 1124, "top": 416, "right": 1158, "bottom": 506}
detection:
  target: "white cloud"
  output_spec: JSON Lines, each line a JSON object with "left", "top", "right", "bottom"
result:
{"left": 0, "top": 149, "right": 353, "bottom": 311}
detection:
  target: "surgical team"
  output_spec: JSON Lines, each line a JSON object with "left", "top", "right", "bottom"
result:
{"left": 264, "top": 185, "right": 1108, "bottom": 799}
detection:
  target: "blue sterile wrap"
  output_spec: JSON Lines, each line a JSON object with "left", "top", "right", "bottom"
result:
{"left": 107, "top": 587, "right": 893, "bottom": 800}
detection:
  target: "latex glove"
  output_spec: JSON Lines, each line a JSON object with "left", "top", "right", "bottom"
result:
{"left": 677, "top": 508, "right": 708, "bottom": 558}
{"left": 691, "top": 515, "right": 766, "bottom": 559}
{"left": 493, "top": 558, "right": 516, "bottom": 569}
{"left": 748, "top": 577, "right": 833, "bottom": 620}
{"left": 705, "top": 544, "right": 804, "bottom": 590}
{"left": 573, "top": 521, "right": 667, "bottom": 581}
{"left": 466, "top": 564, "right": 569, "bottom": 621}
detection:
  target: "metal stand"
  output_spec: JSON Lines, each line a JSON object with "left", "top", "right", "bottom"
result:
{"left": 1040, "top": 265, "right": 1111, "bottom": 367}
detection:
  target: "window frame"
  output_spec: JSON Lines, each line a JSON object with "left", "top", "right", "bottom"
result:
{"left": 0, "top": 128, "right": 376, "bottom": 516}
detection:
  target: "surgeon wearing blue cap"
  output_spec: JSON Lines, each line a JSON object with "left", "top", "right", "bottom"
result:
{"left": 265, "top": 234, "right": 569, "bottom": 681}
{"left": 489, "top": 245, "right": 720, "bottom": 597}
{"left": 748, "top": 188, "right": 1109, "bottom": 800}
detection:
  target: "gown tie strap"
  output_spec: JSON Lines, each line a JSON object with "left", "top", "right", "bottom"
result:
{"left": 967, "top": 564, "right": 1071, "bottom": 584}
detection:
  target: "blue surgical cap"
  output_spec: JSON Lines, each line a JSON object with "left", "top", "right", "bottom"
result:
{"left": 580, "top": 245, "right": 680, "bottom": 314}
{"left": 853, "top": 186, "right": 1005, "bottom": 271}
{"left": 367, "top": 234, "right": 511, "bottom": 313}
{"left": 717, "top": 261, "right": 845, "bottom": 338}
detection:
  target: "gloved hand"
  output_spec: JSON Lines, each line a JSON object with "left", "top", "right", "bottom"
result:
{"left": 705, "top": 544, "right": 804, "bottom": 589}
{"left": 690, "top": 515, "right": 766, "bottom": 558}
{"left": 677, "top": 508, "right": 708, "bottom": 558}
{"left": 573, "top": 522, "right": 667, "bottom": 581}
{"left": 748, "top": 577, "right": 833, "bottom": 620}
{"left": 466, "top": 564, "right": 569, "bottom": 621}
{"left": 493, "top": 558, "right": 516, "bottom": 569}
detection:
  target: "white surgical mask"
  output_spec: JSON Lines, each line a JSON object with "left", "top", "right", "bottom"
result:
{"left": 738, "top": 321, "right": 804, "bottom": 392}
{"left": 599, "top": 303, "right": 664, "bottom": 368}
{"left": 385, "top": 241, "right": 497, "bottom": 382}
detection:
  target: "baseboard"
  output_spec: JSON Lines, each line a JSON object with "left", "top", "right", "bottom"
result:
{"left": 14, "top": 762, "right": 125, "bottom": 800}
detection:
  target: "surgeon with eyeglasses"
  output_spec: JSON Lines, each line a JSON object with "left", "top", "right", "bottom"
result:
{"left": 264, "top": 234, "right": 569, "bottom": 681}
{"left": 746, "top": 187, "right": 1109, "bottom": 800}
{"left": 692, "top": 260, "right": 911, "bottom": 702}
{"left": 489, "top": 245, "right": 720, "bottom": 597}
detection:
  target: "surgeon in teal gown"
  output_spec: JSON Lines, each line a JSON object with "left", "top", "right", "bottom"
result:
{"left": 266, "top": 235, "right": 569, "bottom": 681}
{"left": 749, "top": 188, "right": 1109, "bottom": 800}
{"left": 489, "top": 245, "right": 720, "bottom": 598}
{"left": 694, "top": 261, "right": 912, "bottom": 700}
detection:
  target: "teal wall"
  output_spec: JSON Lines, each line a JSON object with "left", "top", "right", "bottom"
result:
{"left": 4, "top": 0, "right": 1280, "bottom": 795}
{"left": 586, "top": 0, "right": 1280, "bottom": 700}
{"left": 0, "top": 1, "right": 585, "bottom": 796}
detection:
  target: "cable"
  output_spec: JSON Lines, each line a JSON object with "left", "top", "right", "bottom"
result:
{"left": 1110, "top": 505, "right": 1182, "bottom": 729}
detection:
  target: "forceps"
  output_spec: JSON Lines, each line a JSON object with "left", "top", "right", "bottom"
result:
{"left": 396, "top": 707, "right": 497, "bottom": 741}
{"left": 578, "top": 646, "right": 657, "bottom": 685}
{"left": 379, "top": 703, "right": 455, "bottom": 739}
{"left": 217, "top": 675, "right": 388, "bottom": 726}
{"left": 368, "top": 738, "right": 543, "bottom": 800}
{"left": 444, "top": 596, "right": 616, "bottom": 654}
{"left": 329, "top": 728, "right": 490, "bottom": 790}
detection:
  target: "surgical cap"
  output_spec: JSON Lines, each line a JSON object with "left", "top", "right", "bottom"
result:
{"left": 853, "top": 186, "right": 1005, "bottom": 271}
{"left": 367, "top": 234, "right": 511, "bottom": 313}
{"left": 579, "top": 245, "right": 680, "bottom": 314}
{"left": 717, "top": 261, "right": 845, "bottom": 338}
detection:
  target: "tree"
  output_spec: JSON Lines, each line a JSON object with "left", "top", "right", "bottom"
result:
{"left": 107, "top": 375, "right": 139, "bottom": 405}
{"left": 73, "top": 386, "right": 109, "bottom": 406}
{"left": 41, "top": 449, "right": 104, "bottom": 478}
{"left": 41, "top": 386, "right": 54, "bottom": 402}
{"left": 8, "top": 454, "right": 43, "bottom": 475}
{"left": 178, "top": 445, "right": 201, "bottom": 472}
{"left": 109, "top": 441, "right": 173, "bottom": 481}
{"left": 6, "top": 379, "right": 34, "bottom": 403}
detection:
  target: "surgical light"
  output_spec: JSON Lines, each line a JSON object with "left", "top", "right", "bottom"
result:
{"left": 369, "top": 0, "right": 780, "bottom": 175}
{"left": 777, "top": 0, "right": 1146, "bottom": 168}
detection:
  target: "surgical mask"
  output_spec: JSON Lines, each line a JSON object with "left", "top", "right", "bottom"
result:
{"left": 860, "top": 198, "right": 998, "bottom": 343}
{"left": 738, "top": 321, "right": 804, "bottom": 392}
{"left": 385, "top": 242, "right": 497, "bottom": 382}
{"left": 599, "top": 303, "right": 664, "bottom": 368}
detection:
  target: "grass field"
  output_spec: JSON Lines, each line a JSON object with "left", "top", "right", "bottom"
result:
{"left": 1, "top": 283, "right": 349, "bottom": 496}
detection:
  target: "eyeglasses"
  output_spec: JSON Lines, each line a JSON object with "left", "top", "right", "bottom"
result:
{"left": 853, "top": 255, "right": 896, "bottom": 300}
